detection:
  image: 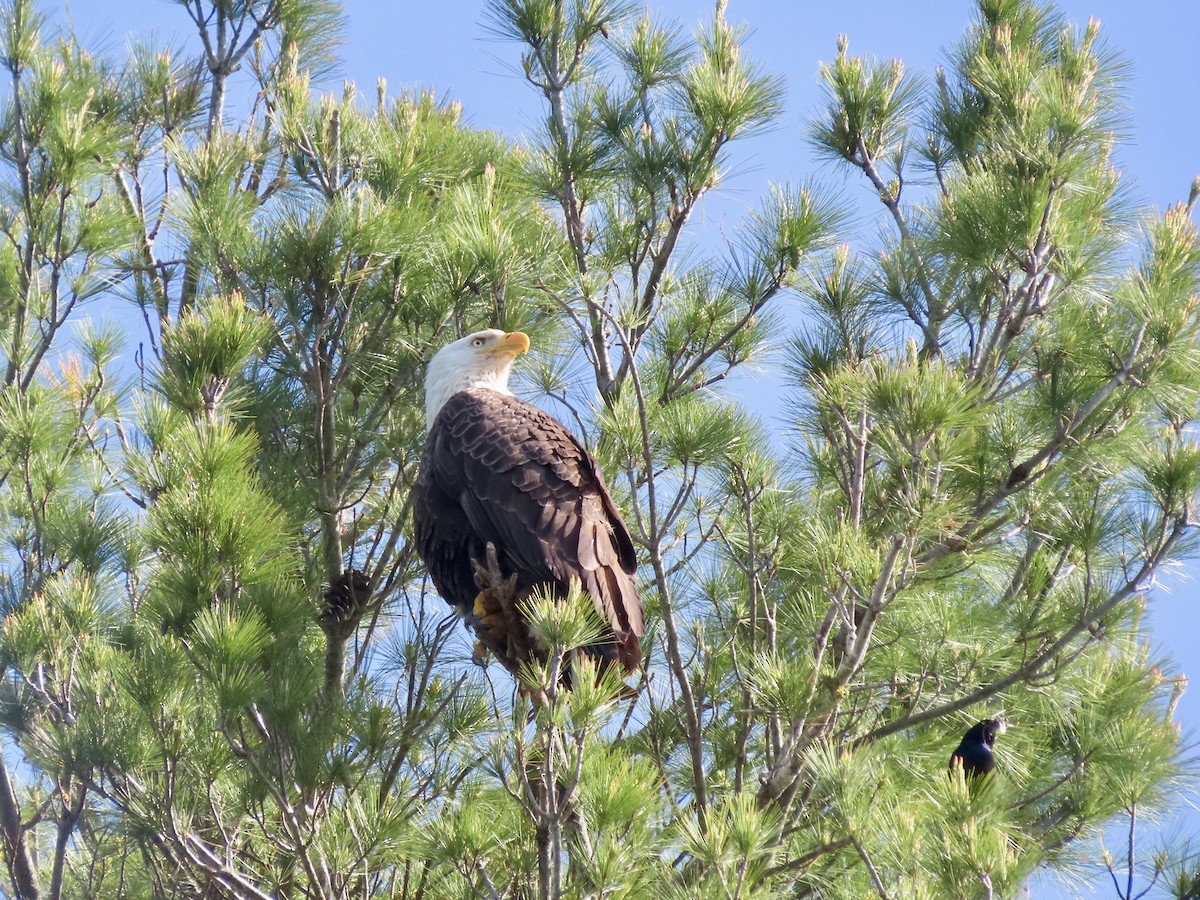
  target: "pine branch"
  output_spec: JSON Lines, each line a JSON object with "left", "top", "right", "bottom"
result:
{"left": 847, "top": 133, "right": 937, "bottom": 352}
{"left": 599, "top": 302, "right": 710, "bottom": 831}
{"left": 0, "top": 745, "right": 40, "bottom": 900}
{"left": 850, "top": 834, "right": 893, "bottom": 900}
{"left": 860, "top": 512, "right": 1189, "bottom": 745}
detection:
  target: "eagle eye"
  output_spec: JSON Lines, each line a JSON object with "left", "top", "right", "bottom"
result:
{"left": 470, "top": 337, "right": 485, "bottom": 347}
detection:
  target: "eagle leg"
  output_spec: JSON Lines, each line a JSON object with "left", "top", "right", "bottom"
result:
{"left": 470, "top": 543, "right": 519, "bottom": 622}
{"left": 469, "top": 542, "right": 533, "bottom": 672}
{"left": 471, "top": 542, "right": 512, "bottom": 591}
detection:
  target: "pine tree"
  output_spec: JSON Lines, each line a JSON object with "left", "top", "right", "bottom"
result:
{"left": 0, "top": 0, "right": 1194, "bottom": 898}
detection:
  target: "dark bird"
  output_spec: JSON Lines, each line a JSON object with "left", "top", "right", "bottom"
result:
{"left": 412, "top": 329, "right": 644, "bottom": 681}
{"left": 949, "top": 718, "right": 1006, "bottom": 779}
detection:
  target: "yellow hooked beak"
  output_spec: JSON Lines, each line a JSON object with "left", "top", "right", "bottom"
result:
{"left": 497, "top": 331, "right": 530, "bottom": 356}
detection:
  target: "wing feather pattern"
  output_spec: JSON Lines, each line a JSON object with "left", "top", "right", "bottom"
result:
{"left": 413, "top": 388, "right": 643, "bottom": 673}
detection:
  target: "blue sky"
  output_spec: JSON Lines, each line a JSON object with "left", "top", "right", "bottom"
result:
{"left": 51, "top": 0, "right": 1200, "bottom": 896}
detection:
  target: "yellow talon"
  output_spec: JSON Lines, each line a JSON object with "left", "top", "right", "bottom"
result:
{"left": 472, "top": 591, "right": 507, "bottom": 636}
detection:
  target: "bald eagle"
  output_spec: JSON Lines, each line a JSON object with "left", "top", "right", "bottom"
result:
{"left": 412, "top": 329, "right": 644, "bottom": 680}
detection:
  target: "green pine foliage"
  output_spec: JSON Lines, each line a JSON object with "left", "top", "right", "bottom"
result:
{"left": 0, "top": 0, "right": 1194, "bottom": 897}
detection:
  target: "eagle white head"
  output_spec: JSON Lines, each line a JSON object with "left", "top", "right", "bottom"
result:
{"left": 424, "top": 329, "right": 531, "bottom": 431}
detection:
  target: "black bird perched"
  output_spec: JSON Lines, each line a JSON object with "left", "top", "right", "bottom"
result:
{"left": 948, "top": 718, "right": 1007, "bottom": 779}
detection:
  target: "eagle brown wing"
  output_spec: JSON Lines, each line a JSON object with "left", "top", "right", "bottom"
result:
{"left": 412, "top": 388, "right": 643, "bottom": 672}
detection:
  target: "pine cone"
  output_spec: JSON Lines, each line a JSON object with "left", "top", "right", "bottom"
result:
{"left": 318, "top": 569, "right": 373, "bottom": 641}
